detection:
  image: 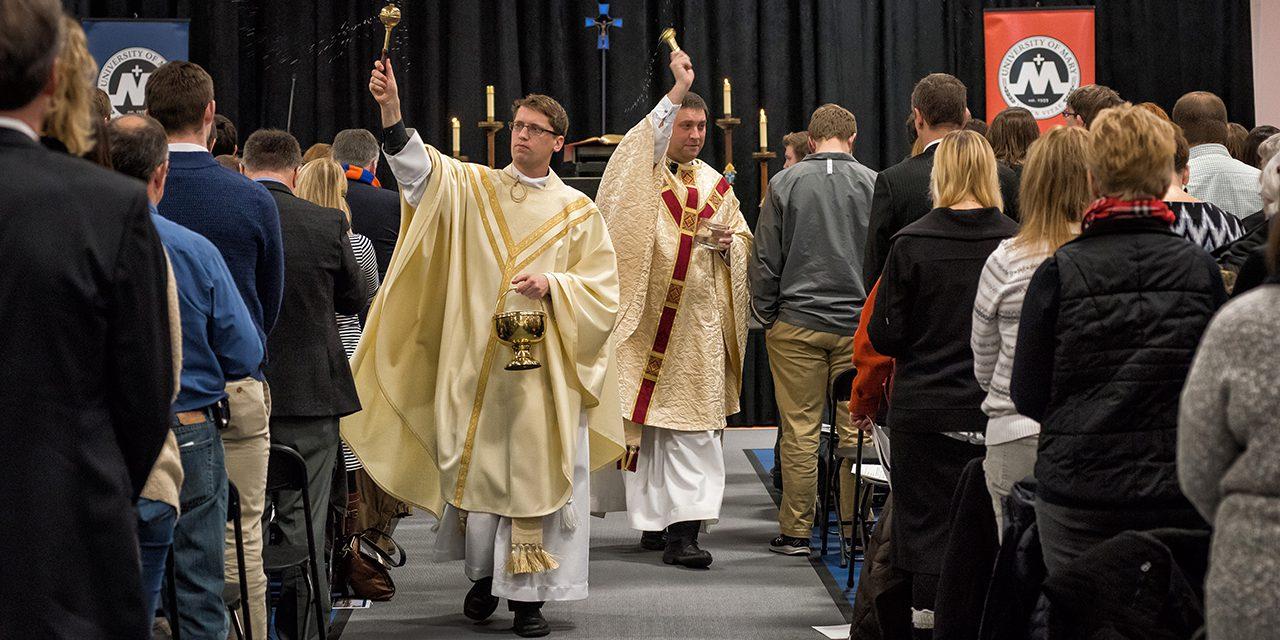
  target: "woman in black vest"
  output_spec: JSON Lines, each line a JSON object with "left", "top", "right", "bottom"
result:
{"left": 1011, "top": 105, "right": 1228, "bottom": 574}
{"left": 868, "top": 130, "right": 1018, "bottom": 637}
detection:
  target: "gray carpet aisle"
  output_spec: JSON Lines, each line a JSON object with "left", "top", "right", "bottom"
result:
{"left": 336, "top": 428, "right": 847, "bottom": 639}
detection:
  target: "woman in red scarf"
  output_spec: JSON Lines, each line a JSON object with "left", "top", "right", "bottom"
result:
{"left": 1010, "top": 105, "right": 1228, "bottom": 574}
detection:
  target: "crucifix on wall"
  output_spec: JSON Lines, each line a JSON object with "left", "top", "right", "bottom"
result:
{"left": 585, "top": 3, "right": 623, "bottom": 136}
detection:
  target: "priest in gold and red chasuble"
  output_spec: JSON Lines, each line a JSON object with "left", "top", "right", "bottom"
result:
{"left": 595, "top": 50, "right": 752, "bottom": 569}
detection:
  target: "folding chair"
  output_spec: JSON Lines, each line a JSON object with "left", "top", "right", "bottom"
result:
{"left": 224, "top": 481, "right": 253, "bottom": 640}
{"left": 819, "top": 368, "right": 858, "bottom": 561}
{"left": 847, "top": 423, "right": 892, "bottom": 589}
{"left": 264, "top": 444, "right": 328, "bottom": 640}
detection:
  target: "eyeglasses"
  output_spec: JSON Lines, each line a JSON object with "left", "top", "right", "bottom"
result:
{"left": 1063, "top": 109, "right": 1079, "bottom": 120}
{"left": 509, "top": 121, "right": 558, "bottom": 138}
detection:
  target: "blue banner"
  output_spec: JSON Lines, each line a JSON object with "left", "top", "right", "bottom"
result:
{"left": 82, "top": 19, "right": 190, "bottom": 117}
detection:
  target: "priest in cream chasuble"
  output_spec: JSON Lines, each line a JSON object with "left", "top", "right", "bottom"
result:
{"left": 342, "top": 61, "right": 622, "bottom": 622}
{"left": 594, "top": 51, "right": 752, "bottom": 568}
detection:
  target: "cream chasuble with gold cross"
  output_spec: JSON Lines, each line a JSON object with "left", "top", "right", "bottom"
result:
{"left": 342, "top": 137, "right": 624, "bottom": 575}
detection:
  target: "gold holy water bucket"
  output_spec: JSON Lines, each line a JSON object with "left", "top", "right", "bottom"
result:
{"left": 493, "top": 288, "right": 547, "bottom": 371}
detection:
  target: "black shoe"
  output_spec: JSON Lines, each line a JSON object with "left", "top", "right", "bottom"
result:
{"left": 464, "top": 577, "right": 499, "bottom": 621}
{"left": 511, "top": 603, "right": 550, "bottom": 638}
{"left": 639, "top": 530, "right": 667, "bottom": 551}
{"left": 663, "top": 539, "right": 713, "bottom": 568}
{"left": 769, "top": 534, "right": 811, "bottom": 556}
{"left": 662, "top": 521, "right": 713, "bottom": 569}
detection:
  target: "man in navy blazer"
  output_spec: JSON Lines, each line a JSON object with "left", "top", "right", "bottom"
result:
{"left": 147, "top": 60, "right": 283, "bottom": 640}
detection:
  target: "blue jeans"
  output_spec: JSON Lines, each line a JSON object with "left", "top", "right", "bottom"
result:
{"left": 170, "top": 419, "right": 229, "bottom": 638}
{"left": 136, "top": 498, "right": 178, "bottom": 618}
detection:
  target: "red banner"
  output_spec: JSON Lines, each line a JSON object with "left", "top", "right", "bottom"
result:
{"left": 984, "top": 8, "right": 1096, "bottom": 132}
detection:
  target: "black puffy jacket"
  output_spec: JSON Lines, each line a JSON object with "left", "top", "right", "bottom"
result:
{"left": 1011, "top": 217, "right": 1227, "bottom": 510}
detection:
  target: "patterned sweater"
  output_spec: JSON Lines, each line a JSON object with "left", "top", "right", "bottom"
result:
{"left": 971, "top": 238, "right": 1046, "bottom": 445}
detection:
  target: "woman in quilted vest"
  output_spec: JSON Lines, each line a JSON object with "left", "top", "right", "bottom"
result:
{"left": 1010, "top": 104, "right": 1228, "bottom": 574}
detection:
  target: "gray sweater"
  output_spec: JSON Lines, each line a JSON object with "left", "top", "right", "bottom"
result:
{"left": 1179, "top": 283, "right": 1280, "bottom": 519}
{"left": 1178, "top": 282, "right": 1280, "bottom": 637}
{"left": 749, "top": 152, "right": 877, "bottom": 335}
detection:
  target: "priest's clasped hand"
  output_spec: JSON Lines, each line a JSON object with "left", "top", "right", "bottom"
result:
{"left": 511, "top": 273, "right": 550, "bottom": 299}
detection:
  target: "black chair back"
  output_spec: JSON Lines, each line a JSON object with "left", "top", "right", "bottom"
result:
{"left": 264, "top": 443, "right": 327, "bottom": 640}
{"left": 831, "top": 368, "right": 857, "bottom": 404}
{"left": 267, "top": 444, "right": 309, "bottom": 494}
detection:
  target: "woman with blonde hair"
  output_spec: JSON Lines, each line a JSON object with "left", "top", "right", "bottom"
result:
{"left": 295, "top": 157, "right": 381, "bottom": 474}
{"left": 971, "top": 126, "right": 1091, "bottom": 536}
{"left": 867, "top": 130, "right": 1019, "bottom": 632}
{"left": 41, "top": 16, "right": 99, "bottom": 160}
{"left": 1011, "top": 105, "right": 1227, "bottom": 573}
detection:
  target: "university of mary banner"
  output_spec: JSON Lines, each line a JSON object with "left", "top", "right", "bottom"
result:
{"left": 984, "top": 8, "right": 1095, "bottom": 131}
{"left": 83, "top": 20, "right": 190, "bottom": 117}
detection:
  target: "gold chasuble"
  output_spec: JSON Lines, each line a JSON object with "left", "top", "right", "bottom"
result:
{"left": 341, "top": 144, "right": 624, "bottom": 574}
{"left": 596, "top": 116, "right": 752, "bottom": 433}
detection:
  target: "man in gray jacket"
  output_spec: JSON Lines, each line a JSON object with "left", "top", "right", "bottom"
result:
{"left": 750, "top": 103, "right": 877, "bottom": 556}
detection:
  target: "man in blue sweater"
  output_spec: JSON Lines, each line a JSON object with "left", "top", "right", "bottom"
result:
{"left": 109, "top": 113, "right": 264, "bottom": 638}
{"left": 147, "top": 61, "right": 282, "bottom": 640}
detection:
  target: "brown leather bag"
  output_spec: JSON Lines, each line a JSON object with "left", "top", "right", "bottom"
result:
{"left": 336, "top": 528, "right": 406, "bottom": 601}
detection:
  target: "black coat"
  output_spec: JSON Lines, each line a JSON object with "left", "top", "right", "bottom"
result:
{"left": 346, "top": 178, "right": 401, "bottom": 279}
{"left": 980, "top": 479, "right": 1049, "bottom": 640}
{"left": 1043, "top": 529, "right": 1210, "bottom": 640}
{"left": 863, "top": 144, "right": 1021, "bottom": 285}
{"left": 0, "top": 127, "right": 174, "bottom": 638}
{"left": 262, "top": 182, "right": 365, "bottom": 418}
{"left": 935, "top": 457, "right": 1000, "bottom": 640}
{"left": 868, "top": 207, "right": 1018, "bottom": 433}
{"left": 1012, "top": 217, "right": 1228, "bottom": 510}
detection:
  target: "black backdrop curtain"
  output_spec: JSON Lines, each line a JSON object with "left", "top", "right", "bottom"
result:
{"left": 64, "top": 0, "right": 1254, "bottom": 425}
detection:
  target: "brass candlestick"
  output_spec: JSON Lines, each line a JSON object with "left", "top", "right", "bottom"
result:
{"left": 716, "top": 116, "right": 741, "bottom": 184}
{"left": 658, "top": 28, "right": 680, "bottom": 53}
{"left": 478, "top": 120, "right": 504, "bottom": 169}
{"left": 752, "top": 150, "right": 777, "bottom": 207}
{"left": 379, "top": 4, "right": 402, "bottom": 59}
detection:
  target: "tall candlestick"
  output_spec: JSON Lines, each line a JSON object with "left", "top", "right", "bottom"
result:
{"left": 722, "top": 79, "right": 732, "bottom": 117}
{"left": 451, "top": 117, "right": 461, "bottom": 157}
{"left": 758, "top": 109, "right": 768, "bottom": 150}
{"left": 485, "top": 85, "right": 495, "bottom": 122}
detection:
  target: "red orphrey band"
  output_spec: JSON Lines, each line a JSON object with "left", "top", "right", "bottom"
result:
{"left": 629, "top": 174, "right": 732, "bottom": 425}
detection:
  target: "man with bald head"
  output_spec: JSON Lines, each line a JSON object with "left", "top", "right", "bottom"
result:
{"left": 108, "top": 113, "right": 263, "bottom": 639}
{"left": 1173, "top": 91, "right": 1263, "bottom": 219}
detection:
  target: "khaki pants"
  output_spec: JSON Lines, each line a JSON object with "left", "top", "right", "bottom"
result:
{"left": 223, "top": 378, "right": 271, "bottom": 640}
{"left": 766, "top": 321, "right": 857, "bottom": 538}
{"left": 983, "top": 436, "right": 1039, "bottom": 542}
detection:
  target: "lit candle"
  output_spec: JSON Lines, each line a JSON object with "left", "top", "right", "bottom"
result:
{"left": 451, "top": 117, "right": 461, "bottom": 157}
{"left": 758, "top": 108, "right": 767, "bottom": 150}
{"left": 485, "top": 85, "right": 495, "bottom": 122}
{"left": 722, "top": 78, "right": 732, "bottom": 117}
